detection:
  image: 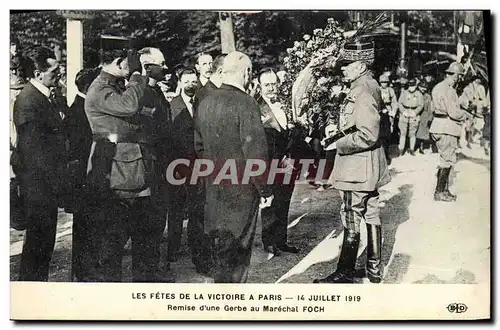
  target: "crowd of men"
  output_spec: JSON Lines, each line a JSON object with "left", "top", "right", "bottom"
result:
{"left": 10, "top": 34, "right": 491, "bottom": 284}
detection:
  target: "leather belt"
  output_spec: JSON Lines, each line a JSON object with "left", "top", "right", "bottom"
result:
{"left": 92, "top": 132, "right": 153, "bottom": 144}
{"left": 433, "top": 113, "right": 461, "bottom": 123}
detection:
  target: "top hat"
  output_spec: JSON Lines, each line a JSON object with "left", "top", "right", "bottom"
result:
{"left": 339, "top": 40, "right": 375, "bottom": 64}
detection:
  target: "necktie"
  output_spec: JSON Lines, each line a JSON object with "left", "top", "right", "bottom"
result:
{"left": 49, "top": 89, "right": 65, "bottom": 120}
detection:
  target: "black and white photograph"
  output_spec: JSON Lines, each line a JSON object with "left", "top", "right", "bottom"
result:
{"left": 8, "top": 9, "right": 491, "bottom": 320}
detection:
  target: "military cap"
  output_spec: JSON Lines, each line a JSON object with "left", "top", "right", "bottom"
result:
{"left": 408, "top": 78, "right": 417, "bottom": 86}
{"left": 339, "top": 40, "right": 375, "bottom": 64}
{"left": 445, "top": 62, "right": 465, "bottom": 75}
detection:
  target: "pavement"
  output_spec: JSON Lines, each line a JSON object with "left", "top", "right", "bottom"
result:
{"left": 10, "top": 143, "right": 491, "bottom": 284}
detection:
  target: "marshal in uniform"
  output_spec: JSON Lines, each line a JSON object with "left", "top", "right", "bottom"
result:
{"left": 315, "top": 40, "right": 390, "bottom": 284}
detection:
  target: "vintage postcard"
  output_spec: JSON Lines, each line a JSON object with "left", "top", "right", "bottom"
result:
{"left": 9, "top": 9, "right": 491, "bottom": 321}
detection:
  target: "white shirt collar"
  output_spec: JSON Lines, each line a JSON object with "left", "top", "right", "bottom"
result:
{"left": 181, "top": 91, "right": 193, "bottom": 117}
{"left": 263, "top": 96, "right": 288, "bottom": 130}
{"left": 30, "top": 79, "right": 51, "bottom": 99}
{"left": 199, "top": 76, "right": 209, "bottom": 86}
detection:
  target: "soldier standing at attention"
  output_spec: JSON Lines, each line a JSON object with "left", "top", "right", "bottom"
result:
{"left": 429, "top": 62, "right": 467, "bottom": 202}
{"left": 397, "top": 78, "right": 424, "bottom": 156}
{"left": 379, "top": 74, "right": 397, "bottom": 165}
{"left": 314, "top": 40, "right": 390, "bottom": 284}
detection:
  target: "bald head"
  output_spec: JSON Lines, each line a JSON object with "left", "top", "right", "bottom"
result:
{"left": 222, "top": 51, "right": 253, "bottom": 90}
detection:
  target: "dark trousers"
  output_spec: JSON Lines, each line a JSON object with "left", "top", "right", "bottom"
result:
{"left": 71, "top": 207, "right": 101, "bottom": 282}
{"left": 19, "top": 205, "right": 58, "bottom": 281}
{"left": 89, "top": 197, "right": 165, "bottom": 282}
{"left": 168, "top": 182, "right": 205, "bottom": 264}
{"left": 209, "top": 200, "right": 259, "bottom": 283}
{"left": 261, "top": 183, "right": 294, "bottom": 247}
{"left": 323, "top": 150, "right": 337, "bottom": 180}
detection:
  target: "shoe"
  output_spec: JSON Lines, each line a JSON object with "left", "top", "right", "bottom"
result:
{"left": 264, "top": 244, "right": 282, "bottom": 256}
{"left": 277, "top": 244, "right": 300, "bottom": 254}
{"left": 418, "top": 148, "right": 424, "bottom": 154}
{"left": 313, "top": 228, "right": 360, "bottom": 283}
{"left": 409, "top": 150, "right": 416, "bottom": 156}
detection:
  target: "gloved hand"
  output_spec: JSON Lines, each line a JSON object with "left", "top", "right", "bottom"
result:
{"left": 127, "top": 49, "right": 142, "bottom": 75}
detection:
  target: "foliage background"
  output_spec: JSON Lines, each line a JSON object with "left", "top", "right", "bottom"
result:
{"left": 10, "top": 10, "right": 467, "bottom": 72}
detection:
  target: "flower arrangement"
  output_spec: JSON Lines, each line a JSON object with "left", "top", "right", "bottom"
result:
{"left": 278, "top": 18, "right": 346, "bottom": 131}
{"left": 278, "top": 14, "right": 387, "bottom": 134}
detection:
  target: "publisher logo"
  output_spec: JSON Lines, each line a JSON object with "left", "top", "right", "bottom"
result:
{"left": 447, "top": 303, "right": 468, "bottom": 313}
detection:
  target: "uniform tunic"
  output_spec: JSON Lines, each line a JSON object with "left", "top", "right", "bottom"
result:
{"left": 398, "top": 89, "right": 424, "bottom": 151}
{"left": 332, "top": 73, "right": 390, "bottom": 232}
{"left": 429, "top": 79, "right": 467, "bottom": 168}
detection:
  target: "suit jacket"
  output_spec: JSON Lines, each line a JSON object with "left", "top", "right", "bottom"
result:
{"left": 194, "top": 84, "right": 271, "bottom": 238}
{"left": 13, "top": 82, "right": 67, "bottom": 206}
{"left": 333, "top": 73, "right": 390, "bottom": 192}
{"left": 257, "top": 96, "right": 287, "bottom": 161}
{"left": 171, "top": 95, "right": 196, "bottom": 178}
{"left": 193, "top": 80, "right": 217, "bottom": 112}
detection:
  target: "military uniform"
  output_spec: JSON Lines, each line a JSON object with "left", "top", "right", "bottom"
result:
{"left": 429, "top": 62, "right": 467, "bottom": 202}
{"left": 459, "top": 80, "right": 487, "bottom": 147}
{"left": 397, "top": 80, "right": 424, "bottom": 154}
{"left": 84, "top": 70, "right": 166, "bottom": 282}
{"left": 314, "top": 41, "right": 390, "bottom": 284}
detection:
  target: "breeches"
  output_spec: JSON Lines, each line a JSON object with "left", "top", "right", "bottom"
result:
{"left": 431, "top": 133, "right": 459, "bottom": 168}
{"left": 339, "top": 190, "right": 381, "bottom": 233}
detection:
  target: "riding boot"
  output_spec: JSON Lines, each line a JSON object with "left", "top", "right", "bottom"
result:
{"left": 366, "top": 224, "right": 383, "bottom": 283}
{"left": 313, "top": 228, "right": 360, "bottom": 283}
{"left": 442, "top": 167, "right": 457, "bottom": 201}
{"left": 434, "top": 168, "right": 454, "bottom": 202}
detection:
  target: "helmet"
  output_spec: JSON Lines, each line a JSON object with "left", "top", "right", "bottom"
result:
{"left": 445, "top": 62, "right": 465, "bottom": 75}
{"left": 379, "top": 74, "right": 389, "bottom": 83}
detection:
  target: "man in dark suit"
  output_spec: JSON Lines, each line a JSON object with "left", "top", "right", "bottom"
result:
{"left": 65, "top": 67, "right": 101, "bottom": 282}
{"left": 194, "top": 51, "right": 273, "bottom": 283}
{"left": 195, "top": 52, "right": 213, "bottom": 90}
{"left": 169, "top": 68, "right": 206, "bottom": 273}
{"left": 256, "top": 68, "right": 299, "bottom": 256}
{"left": 193, "top": 54, "right": 225, "bottom": 111}
{"left": 13, "top": 47, "right": 66, "bottom": 281}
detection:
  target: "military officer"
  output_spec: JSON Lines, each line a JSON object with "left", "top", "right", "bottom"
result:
{"left": 429, "top": 62, "right": 467, "bottom": 202}
{"left": 397, "top": 78, "right": 424, "bottom": 155}
{"left": 314, "top": 40, "right": 390, "bottom": 284}
{"left": 84, "top": 40, "right": 164, "bottom": 282}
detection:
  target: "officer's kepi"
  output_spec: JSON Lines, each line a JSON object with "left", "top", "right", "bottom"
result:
{"left": 338, "top": 40, "right": 375, "bottom": 65}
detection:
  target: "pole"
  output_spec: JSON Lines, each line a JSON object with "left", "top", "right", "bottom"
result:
{"left": 66, "top": 18, "right": 83, "bottom": 107}
{"left": 219, "top": 12, "right": 236, "bottom": 54}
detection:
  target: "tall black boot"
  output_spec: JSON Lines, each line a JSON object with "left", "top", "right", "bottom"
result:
{"left": 313, "top": 228, "right": 360, "bottom": 283}
{"left": 442, "top": 167, "right": 457, "bottom": 201}
{"left": 434, "top": 168, "right": 454, "bottom": 202}
{"left": 366, "top": 224, "right": 383, "bottom": 283}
